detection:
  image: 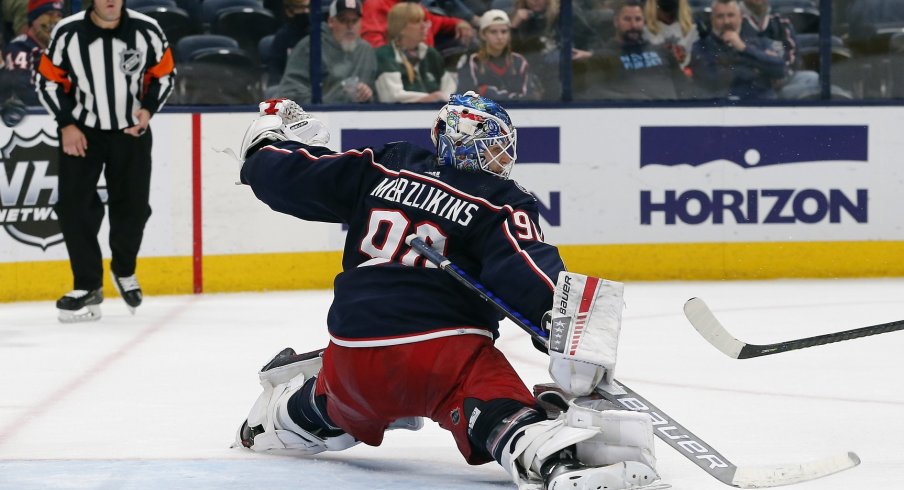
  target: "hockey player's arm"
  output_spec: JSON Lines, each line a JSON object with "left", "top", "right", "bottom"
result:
{"left": 240, "top": 142, "right": 368, "bottom": 223}
{"left": 478, "top": 203, "right": 564, "bottom": 329}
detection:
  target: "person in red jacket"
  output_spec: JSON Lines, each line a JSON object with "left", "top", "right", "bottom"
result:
{"left": 361, "top": 0, "right": 474, "bottom": 49}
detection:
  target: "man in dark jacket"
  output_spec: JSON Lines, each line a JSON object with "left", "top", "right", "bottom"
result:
{"left": 689, "top": 0, "right": 786, "bottom": 99}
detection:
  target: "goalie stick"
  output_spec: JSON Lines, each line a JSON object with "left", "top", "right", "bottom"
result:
{"left": 405, "top": 236, "right": 859, "bottom": 488}
{"left": 685, "top": 297, "right": 904, "bottom": 359}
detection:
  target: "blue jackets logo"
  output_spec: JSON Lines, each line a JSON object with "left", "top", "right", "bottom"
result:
{"left": 639, "top": 125, "right": 869, "bottom": 226}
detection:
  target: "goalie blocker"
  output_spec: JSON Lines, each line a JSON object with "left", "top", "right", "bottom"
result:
{"left": 547, "top": 272, "right": 625, "bottom": 397}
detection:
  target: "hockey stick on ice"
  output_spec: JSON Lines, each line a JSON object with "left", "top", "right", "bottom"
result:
{"left": 406, "top": 236, "right": 859, "bottom": 488}
{"left": 685, "top": 297, "right": 904, "bottom": 359}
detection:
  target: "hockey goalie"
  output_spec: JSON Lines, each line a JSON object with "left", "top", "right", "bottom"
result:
{"left": 231, "top": 93, "right": 665, "bottom": 490}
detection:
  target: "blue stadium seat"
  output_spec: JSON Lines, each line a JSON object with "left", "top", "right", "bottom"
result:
{"left": 135, "top": 6, "right": 198, "bottom": 43}
{"left": 130, "top": 0, "right": 177, "bottom": 9}
{"left": 175, "top": 46, "right": 263, "bottom": 104}
{"left": 213, "top": 6, "right": 279, "bottom": 58}
{"left": 201, "top": 0, "right": 262, "bottom": 27}
{"left": 175, "top": 34, "right": 239, "bottom": 63}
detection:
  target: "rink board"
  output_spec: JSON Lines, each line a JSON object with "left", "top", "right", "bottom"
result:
{"left": 1, "top": 107, "right": 903, "bottom": 301}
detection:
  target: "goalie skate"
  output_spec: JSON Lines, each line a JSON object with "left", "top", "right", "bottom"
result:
{"left": 56, "top": 289, "right": 103, "bottom": 323}
{"left": 545, "top": 460, "right": 669, "bottom": 490}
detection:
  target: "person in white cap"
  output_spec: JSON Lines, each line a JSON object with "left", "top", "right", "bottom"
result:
{"left": 456, "top": 9, "right": 540, "bottom": 100}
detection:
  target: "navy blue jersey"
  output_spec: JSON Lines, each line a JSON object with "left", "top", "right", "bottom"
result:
{"left": 241, "top": 140, "right": 566, "bottom": 346}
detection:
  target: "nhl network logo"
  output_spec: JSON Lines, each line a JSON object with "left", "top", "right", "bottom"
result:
{"left": 0, "top": 129, "right": 63, "bottom": 250}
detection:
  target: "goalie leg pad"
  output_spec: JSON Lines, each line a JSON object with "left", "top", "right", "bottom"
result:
{"left": 548, "top": 272, "right": 625, "bottom": 396}
{"left": 235, "top": 348, "right": 358, "bottom": 454}
{"left": 499, "top": 400, "right": 660, "bottom": 490}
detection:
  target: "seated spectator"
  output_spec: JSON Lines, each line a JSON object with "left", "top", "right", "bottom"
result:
{"left": 740, "top": 0, "right": 816, "bottom": 98}
{"left": 2, "top": 0, "right": 29, "bottom": 42}
{"left": 456, "top": 9, "right": 541, "bottom": 99}
{"left": 269, "top": 0, "right": 313, "bottom": 82}
{"left": 1, "top": 0, "right": 63, "bottom": 106}
{"left": 575, "top": 0, "right": 688, "bottom": 99}
{"left": 643, "top": 0, "right": 699, "bottom": 67}
{"left": 277, "top": 0, "right": 377, "bottom": 103}
{"left": 361, "top": 0, "right": 475, "bottom": 49}
{"left": 689, "top": 0, "right": 786, "bottom": 99}
{"left": 509, "top": 0, "right": 595, "bottom": 97}
{"left": 375, "top": 2, "right": 455, "bottom": 102}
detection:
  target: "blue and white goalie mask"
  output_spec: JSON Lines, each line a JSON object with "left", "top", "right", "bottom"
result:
{"left": 431, "top": 91, "right": 517, "bottom": 179}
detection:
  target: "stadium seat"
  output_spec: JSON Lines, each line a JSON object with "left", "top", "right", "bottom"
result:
{"left": 175, "top": 0, "right": 203, "bottom": 26}
{"left": 175, "top": 34, "right": 239, "bottom": 63}
{"left": 130, "top": 0, "right": 177, "bottom": 9}
{"left": 174, "top": 47, "right": 263, "bottom": 104}
{"left": 201, "top": 0, "right": 262, "bottom": 28}
{"left": 135, "top": 6, "right": 198, "bottom": 43}
{"left": 258, "top": 33, "right": 276, "bottom": 85}
{"left": 213, "top": 6, "right": 279, "bottom": 57}
{"left": 796, "top": 34, "right": 852, "bottom": 72}
{"left": 774, "top": 5, "right": 820, "bottom": 34}
{"left": 847, "top": 0, "right": 904, "bottom": 54}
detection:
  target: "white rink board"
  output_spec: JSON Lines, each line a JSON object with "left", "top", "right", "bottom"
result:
{"left": 2, "top": 107, "right": 903, "bottom": 262}
{"left": 0, "top": 114, "right": 192, "bottom": 263}
{"left": 201, "top": 106, "right": 904, "bottom": 254}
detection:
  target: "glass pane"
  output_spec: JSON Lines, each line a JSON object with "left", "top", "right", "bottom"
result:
{"left": 832, "top": 0, "right": 904, "bottom": 99}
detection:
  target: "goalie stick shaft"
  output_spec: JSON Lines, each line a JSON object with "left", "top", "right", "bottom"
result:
{"left": 407, "top": 236, "right": 859, "bottom": 488}
{"left": 406, "top": 235, "right": 549, "bottom": 343}
{"left": 685, "top": 297, "right": 904, "bottom": 359}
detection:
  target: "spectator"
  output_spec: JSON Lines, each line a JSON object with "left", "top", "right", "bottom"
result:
{"left": 375, "top": 2, "right": 455, "bottom": 102}
{"left": 278, "top": 0, "right": 377, "bottom": 103}
{"left": 739, "top": 0, "right": 817, "bottom": 98}
{"left": 361, "top": 0, "right": 475, "bottom": 49}
{"left": 509, "top": 0, "right": 595, "bottom": 97}
{"left": 643, "top": 0, "right": 699, "bottom": 68}
{"left": 269, "top": 0, "right": 312, "bottom": 82}
{"left": 36, "top": 0, "right": 175, "bottom": 322}
{"left": 2, "top": 0, "right": 30, "bottom": 41}
{"left": 456, "top": 9, "right": 541, "bottom": 99}
{"left": 689, "top": 0, "right": 786, "bottom": 99}
{"left": 575, "top": 0, "right": 687, "bottom": 99}
{"left": 1, "top": 0, "right": 63, "bottom": 106}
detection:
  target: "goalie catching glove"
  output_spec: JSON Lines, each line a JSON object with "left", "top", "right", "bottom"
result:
{"left": 547, "top": 272, "right": 625, "bottom": 397}
{"left": 238, "top": 98, "right": 330, "bottom": 162}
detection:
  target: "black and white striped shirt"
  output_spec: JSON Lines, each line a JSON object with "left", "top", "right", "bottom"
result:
{"left": 36, "top": 9, "right": 175, "bottom": 131}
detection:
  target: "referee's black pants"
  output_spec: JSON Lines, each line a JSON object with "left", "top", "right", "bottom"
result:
{"left": 55, "top": 126, "right": 153, "bottom": 291}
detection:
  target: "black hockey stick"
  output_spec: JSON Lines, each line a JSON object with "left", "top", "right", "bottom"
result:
{"left": 685, "top": 297, "right": 904, "bottom": 359}
{"left": 406, "top": 236, "right": 859, "bottom": 488}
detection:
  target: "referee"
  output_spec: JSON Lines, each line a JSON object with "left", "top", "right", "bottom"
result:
{"left": 36, "top": 0, "right": 175, "bottom": 322}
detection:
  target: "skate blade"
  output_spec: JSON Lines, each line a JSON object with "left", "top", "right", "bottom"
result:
{"left": 58, "top": 304, "right": 102, "bottom": 323}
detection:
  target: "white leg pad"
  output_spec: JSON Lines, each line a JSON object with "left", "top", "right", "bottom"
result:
{"left": 236, "top": 352, "right": 358, "bottom": 454}
{"left": 500, "top": 400, "right": 660, "bottom": 490}
{"left": 501, "top": 419, "right": 601, "bottom": 489}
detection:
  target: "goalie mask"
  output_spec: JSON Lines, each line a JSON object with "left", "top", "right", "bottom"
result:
{"left": 431, "top": 91, "right": 517, "bottom": 179}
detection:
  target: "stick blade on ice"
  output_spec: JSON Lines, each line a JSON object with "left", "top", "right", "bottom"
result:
{"left": 731, "top": 452, "right": 861, "bottom": 488}
{"left": 684, "top": 297, "right": 746, "bottom": 359}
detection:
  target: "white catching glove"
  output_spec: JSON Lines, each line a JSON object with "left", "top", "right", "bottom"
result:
{"left": 238, "top": 98, "right": 330, "bottom": 161}
{"left": 547, "top": 272, "right": 625, "bottom": 397}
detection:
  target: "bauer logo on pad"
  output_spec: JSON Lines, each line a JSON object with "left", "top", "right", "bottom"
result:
{"left": 640, "top": 125, "right": 868, "bottom": 168}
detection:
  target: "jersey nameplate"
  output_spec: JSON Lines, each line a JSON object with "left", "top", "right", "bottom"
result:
{"left": 370, "top": 176, "right": 480, "bottom": 227}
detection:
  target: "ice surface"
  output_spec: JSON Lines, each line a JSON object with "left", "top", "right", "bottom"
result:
{"left": 1, "top": 279, "right": 902, "bottom": 489}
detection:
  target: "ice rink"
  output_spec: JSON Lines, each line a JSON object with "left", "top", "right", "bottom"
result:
{"left": 1, "top": 278, "right": 902, "bottom": 490}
